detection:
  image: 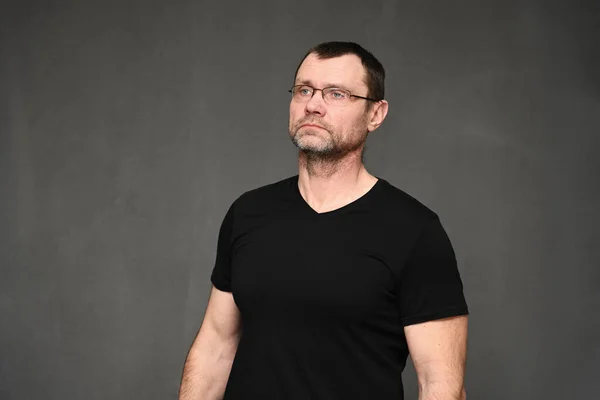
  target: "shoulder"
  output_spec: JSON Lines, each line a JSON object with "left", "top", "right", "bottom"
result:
{"left": 375, "top": 178, "right": 439, "bottom": 224}
{"left": 229, "top": 175, "right": 298, "bottom": 214}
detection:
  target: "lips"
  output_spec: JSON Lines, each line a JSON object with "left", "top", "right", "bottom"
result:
{"left": 301, "top": 123, "right": 325, "bottom": 129}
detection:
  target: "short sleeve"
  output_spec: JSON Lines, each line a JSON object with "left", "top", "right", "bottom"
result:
{"left": 210, "top": 203, "right": 235, "bottom": 292}
{"left": 397, "top": 216, "right": 469, "bottom": 326}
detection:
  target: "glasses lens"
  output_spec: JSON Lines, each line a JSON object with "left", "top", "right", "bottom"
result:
{"left": 292, "top": 86, "right": 313, "bottom": 100}
{"left": 323, "top": 88, "right": 350, "bottom": 104}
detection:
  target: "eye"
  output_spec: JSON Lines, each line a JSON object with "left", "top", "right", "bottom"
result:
{"left": 298, "top": 86, "right": 313, "bottom": 96}
{"left": 327, "top": 89, "right": 349, "bottom": 100}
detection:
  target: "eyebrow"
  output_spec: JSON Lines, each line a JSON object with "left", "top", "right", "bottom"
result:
{"left": 295, "top": 79, "right": 353, "bottom": 92}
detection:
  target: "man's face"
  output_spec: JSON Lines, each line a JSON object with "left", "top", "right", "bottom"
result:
{"left": 288, "top": 53, "right": 372, "bottom": 159}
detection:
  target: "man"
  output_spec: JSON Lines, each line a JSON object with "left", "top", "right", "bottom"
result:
{"left": 179, "top": 41, "right": 469, "bottom": 400}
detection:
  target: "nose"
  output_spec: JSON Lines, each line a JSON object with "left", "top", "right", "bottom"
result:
{"left": 304, "top": 89, "right": 326, "bottom": 116}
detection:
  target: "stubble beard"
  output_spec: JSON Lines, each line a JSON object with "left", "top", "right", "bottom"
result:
{"left": 289, "top": 118, "right": 368, "bottom": 163}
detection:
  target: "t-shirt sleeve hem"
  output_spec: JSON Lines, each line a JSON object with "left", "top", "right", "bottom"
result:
{"left": 401, "top": 306, "right": 469, "bottom": 327}
{"left": 211, "top": 274, "right": 232, "bottom": 293}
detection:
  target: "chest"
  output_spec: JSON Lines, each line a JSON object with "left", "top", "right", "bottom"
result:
{"left": 229, "top": 214, "right": 398, "bottom": 322}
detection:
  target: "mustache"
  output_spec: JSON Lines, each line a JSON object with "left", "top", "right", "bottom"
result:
{"left": 296, "top": 118, "right": 329, "bottom": 129}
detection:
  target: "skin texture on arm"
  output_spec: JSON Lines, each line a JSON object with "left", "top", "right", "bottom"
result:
{"left": 405, "top": 315, "right": 468, "bottom": 400}
{"left": 179, "top": 286, "right": 242, "bottom": 400}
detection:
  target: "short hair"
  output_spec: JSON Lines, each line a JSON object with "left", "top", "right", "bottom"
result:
{"left": 293, "top": 41, "right": 386, "bottom": 101}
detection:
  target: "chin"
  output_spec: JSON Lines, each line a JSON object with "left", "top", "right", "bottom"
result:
{"left": 294, "top": 135, "right": 330, "bottom": 152}
{"left": 298, "top": 142, "right": 337, "bottom": 157}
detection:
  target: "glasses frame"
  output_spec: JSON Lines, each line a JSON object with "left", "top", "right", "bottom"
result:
{"left": 288, "top": 85, "right": 379, "bottom": 104}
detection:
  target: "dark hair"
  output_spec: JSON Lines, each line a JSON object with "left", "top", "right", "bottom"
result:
{"left": 293, "top": 41, "right": 386, "bottom": 101}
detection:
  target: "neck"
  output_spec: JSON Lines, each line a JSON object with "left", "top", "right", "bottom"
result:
{"left": 297, "top": 149, "right": 378, "bottom": 213}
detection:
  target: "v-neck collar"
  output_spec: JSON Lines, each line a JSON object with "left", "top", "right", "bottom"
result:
{"left": 291, "top": 175, "right": 383, "bottom": 216}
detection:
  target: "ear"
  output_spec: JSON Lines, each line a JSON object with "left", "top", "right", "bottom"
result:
{"left": 367, "top": 100, "right": 389, "bottom": 132}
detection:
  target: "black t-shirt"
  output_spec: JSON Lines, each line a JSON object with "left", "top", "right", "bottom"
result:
{"left": 210, "top": 175, "right": 469, "bottom": 400}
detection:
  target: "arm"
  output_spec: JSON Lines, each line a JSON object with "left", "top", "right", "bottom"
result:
{"left": 405, "top": 315, "right": 468, "bottom": 400}
{"left": 179, "top": 286, "right": 242, "bottom": 400}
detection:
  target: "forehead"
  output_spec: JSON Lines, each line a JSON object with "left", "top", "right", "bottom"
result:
{"left": 295, "top": 53, "right": 367, "bottom": 90}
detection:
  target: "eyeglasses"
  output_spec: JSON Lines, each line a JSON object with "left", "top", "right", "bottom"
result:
{"left": 288, "top": 85, "right": 379, "bottom": 105}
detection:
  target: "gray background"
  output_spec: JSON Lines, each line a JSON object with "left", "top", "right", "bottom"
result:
{"left": 1, "top": 0, "right": 598, "bottom": 399}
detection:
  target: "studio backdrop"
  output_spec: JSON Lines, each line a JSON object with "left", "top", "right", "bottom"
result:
{"left": 1, "top": 1, "right": 598, "bottom": 399}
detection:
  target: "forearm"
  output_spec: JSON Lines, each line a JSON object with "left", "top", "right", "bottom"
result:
{"left": 419, "top": 381, "right": 466, "bottom": 400}
{"left": 178, "top": 339, "right": 238, "bottom": 400}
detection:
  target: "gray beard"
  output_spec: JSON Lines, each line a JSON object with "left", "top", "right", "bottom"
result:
{"left": 290, "top": 130, "right": 365, "bottom": 164}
